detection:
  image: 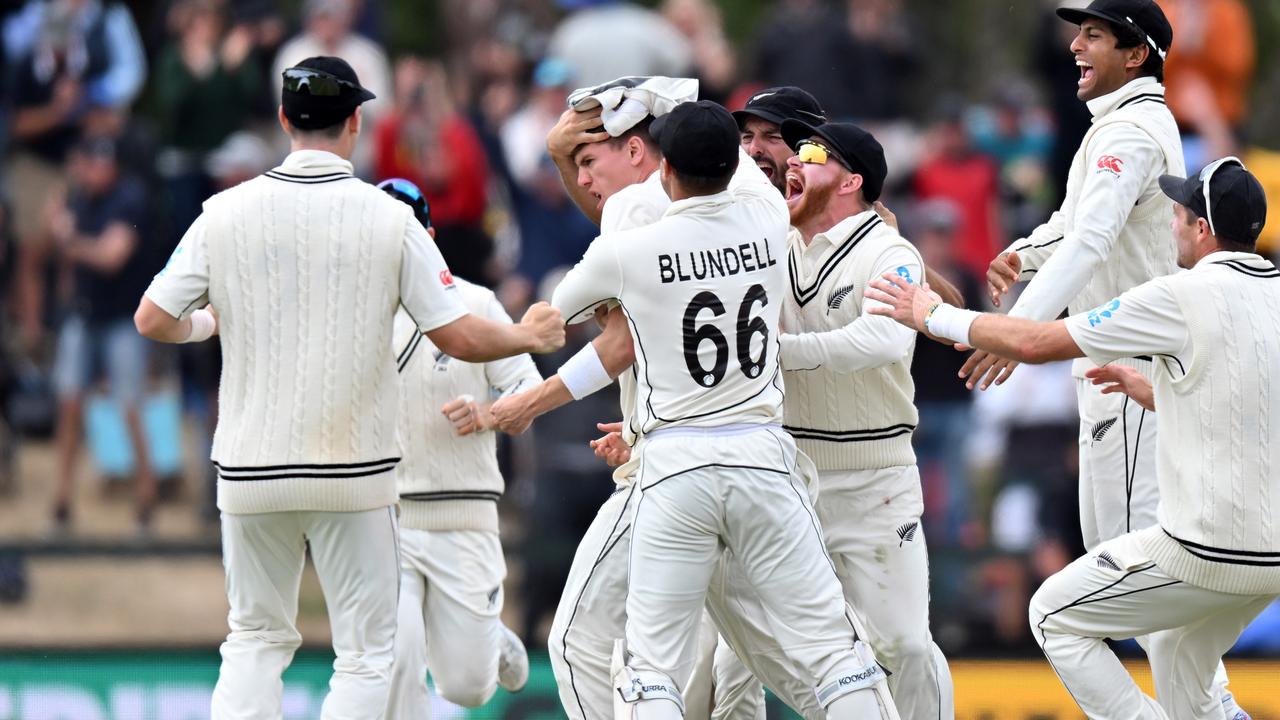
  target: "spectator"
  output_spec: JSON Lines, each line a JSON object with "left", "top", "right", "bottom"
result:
{"left": 1157, "top": 0, "right": 1256, "bottom": 168}
{"left": 547, "top": 0, "right": 692, "bottom": 89}
{"left": 7, "top": 0, "right": 146, "bottom": 349}
{"left": 375, "top": 59, "right": 495, "bottom": 286}
{"left": 912, "top": 101, "right": 1004, "bottom": 280}
{"left": 272, "top": 0, "right": 390, "bottom": 175}
{"left": 48, "top": 135, "right": 157, "bottom": 535}
{"left": 660, "top": 0, "right": 735, "bottom": 104}
{"left": 906, "top": 200, "right": 981, "bottom": 548}
{"left": 153, "top": 0, "right": 262, "bottom": 245}
{"left": 752, "top": 0, "right": 918, "bottom": 121}
{"left": 498, "top": 58, "right": 598, "bottom": 307}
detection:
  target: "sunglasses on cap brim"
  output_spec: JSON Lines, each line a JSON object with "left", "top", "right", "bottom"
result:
{"left": 795, "top": 139, "right": 852, "bottom": 171}
{"left": 1200, "top": 156, "right": 1246, "bottom": 236}
{"left": 283, "top": 67, "right": 362, "bottom": 97}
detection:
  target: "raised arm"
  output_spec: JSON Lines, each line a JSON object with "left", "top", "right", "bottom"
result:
{"left": 547, "top": 106, "right": 608, "bottom": 226}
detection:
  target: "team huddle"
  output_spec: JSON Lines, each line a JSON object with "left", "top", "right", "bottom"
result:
{"left": 130, "top": 0, "right": 1280, "bottom": 718}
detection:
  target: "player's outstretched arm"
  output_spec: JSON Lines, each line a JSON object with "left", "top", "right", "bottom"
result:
{"left": 872, "top": 201, "right": 964, "bottom": 308}
{"left": 135, "top": 298, "right": 218, "bottom": 344}
{"left": 1085, "top": 364, "right": 1155, "bottom": 412}
{"left": 548, "top": 106, "right": 607, "bottom": 226}
{"left": 866, "top": 272, "right": 1083, "bottom": 366}
{"left": 427, "top": 302, "right": 565, "bottom": 363}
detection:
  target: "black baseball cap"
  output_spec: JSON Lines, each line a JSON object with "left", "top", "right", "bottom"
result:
{"left": 649, "top": 100, "right": 739, "bottom": 179}
{"left": 732, "top": 86, "right": 827, "bottom": 129}
{"left": 1057, "top": 0, "right": 1172, "bottom": 62}
{"left": 1158, "top": 159, "right": 1267, "bottom": 245}
{"left": 282, "top": 56, "right": 377, "bottom": 130}
{"left": 781, "top": 120, "right": 888, "bottom": 203}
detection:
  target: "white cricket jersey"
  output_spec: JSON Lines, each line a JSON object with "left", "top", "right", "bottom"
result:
{"left": 1065, "top": 251, "right": 1280, "bottom": 595}
{"left": 1009, "top": 77, "right": 1184, "bottom": 379}
{"left": 552, "top": 152, "right": 790, "bottom": 433}
{"left": 393, "top": 280, "right": 541, "bottom": 532}
{"left": 145, "top": 150, "right": 467, "bottom": 514}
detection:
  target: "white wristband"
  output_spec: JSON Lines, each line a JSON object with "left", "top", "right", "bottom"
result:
{"left": 923, "top": 303, "right": 979, "bottom": 347}
{"left": 557, "top": 343, "right": 613, "bottom": 400}
{"left": 182, "top": 309, "right": 216, "bottom": 343}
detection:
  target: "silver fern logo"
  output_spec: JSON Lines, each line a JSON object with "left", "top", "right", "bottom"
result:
{"left": 828, "top": 284, "right": 857, "bottom": 311}
{"left": 1096, "top": 551, "right": 1121, "bottom": 572}
{"left": 1091, "top": 417, "right": 1117, "bottom": 444}
{"left": 896, "top": 521, "right": 919, "bottom": 546}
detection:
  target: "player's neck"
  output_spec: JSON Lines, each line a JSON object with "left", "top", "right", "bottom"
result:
{"left": 795, "top": 200, "right": 870, "bottom": 246}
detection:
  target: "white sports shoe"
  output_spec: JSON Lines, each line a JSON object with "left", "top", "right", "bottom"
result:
{"left": 497, "top": 624, "right": 529, "bottom": 692}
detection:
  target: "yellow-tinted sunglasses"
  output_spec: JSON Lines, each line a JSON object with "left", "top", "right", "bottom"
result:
{"left": 796, "top": 139, "right": 850, "bottom": 170}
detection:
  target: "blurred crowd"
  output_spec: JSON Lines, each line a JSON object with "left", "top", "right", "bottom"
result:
{"left": 0, "top": 0, "right": 1274, "bottom": 654}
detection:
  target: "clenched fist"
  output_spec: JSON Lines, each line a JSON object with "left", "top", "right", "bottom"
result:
{"left": 520, "top": 302, "right": 565, "bottom": 354}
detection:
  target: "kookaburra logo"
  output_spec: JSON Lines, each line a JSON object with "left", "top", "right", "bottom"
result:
{"left": 838, "top": 667, "right": 881, "bottom": 685}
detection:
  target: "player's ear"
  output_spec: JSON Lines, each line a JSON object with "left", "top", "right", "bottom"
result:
{"left": 839, "top": 171, "right": 864, "bottom": 197}
{"left": 627, "top": 136, "right": 645, "bottom": 166}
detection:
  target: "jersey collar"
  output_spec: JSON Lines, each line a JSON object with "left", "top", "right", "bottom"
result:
{"left": 806, "top": 208, "right": 881, "bottom": 252}
{"left": 272, "top": 149, "right": 355, "bottom": 178}
{"left": 1086, "top": 76, "right": 1162, "bottom": 119}
{"left": 664, "top": 189, "right": 734, "bottom": 218}
{"left": 1195, "top": 250, "right": 1269, "bottom": 269}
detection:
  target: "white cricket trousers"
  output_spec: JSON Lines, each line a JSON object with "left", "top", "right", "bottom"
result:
{"left": 1030, "top": 533, "right": 1274, "bottom": 720}
{"left": 1076, "top": 377, "right": 1159, "bottom": 550}
{"left": 212, "top": 506, "right": 401, "bottom": 720}
{"left": 387, "top": 528, "right": 506, "bottom": 719}
{"left": 626, "top": 425, "right": 872, "bottom": 714}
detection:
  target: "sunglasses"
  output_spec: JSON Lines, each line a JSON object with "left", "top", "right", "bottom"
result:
{"left": 282, "top": 67, "right": 361, "bottom": 97}
{"left": 1200, "top": 156, "right": 1245, "bottom": 236}
{"left": 796, "top": 139, "right": 851, "bottom": 171}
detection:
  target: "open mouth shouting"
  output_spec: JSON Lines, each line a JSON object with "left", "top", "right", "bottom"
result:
{"left": 784, "top": 170, "right": 805, "bottom": 206}
{"left": 1076, "top": 57, "right": 1095, "bottom": 89}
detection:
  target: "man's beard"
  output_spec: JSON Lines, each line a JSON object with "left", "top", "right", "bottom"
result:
{"left": 788, "top": 178, "right": 836, "bottom": 227}
{"left": 754, "top": 154, "right": 786, "bottom": 193}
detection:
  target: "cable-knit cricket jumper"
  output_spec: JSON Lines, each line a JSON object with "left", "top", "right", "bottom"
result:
{"left": 144, "top": 150, "right": 467, "bottom": 514}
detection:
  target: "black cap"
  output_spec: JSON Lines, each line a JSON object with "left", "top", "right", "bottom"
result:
{"left": 282, "top": 56, "right": 376, "bottom": 130}
{"left": 1159, "top": 161, "right": 1267, "bottom": 245}
{"left": 732, "top": 86, "right": 827, "bottom": 129}
{"left": 649, "top": 100, "right": 740, "bottom": 179}
{"left": 1057, "top": 0, "right": 1172, "bottom": 61}
{"left": 781, "top": 120, "right": 888, "bottom": 202}
{"left": 378, "top": 177, "right": 432, "bottom": 229}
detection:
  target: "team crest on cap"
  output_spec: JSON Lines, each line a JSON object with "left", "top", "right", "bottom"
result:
{"left": 1096, "top": 155, "right": 1125, "bottom": 175}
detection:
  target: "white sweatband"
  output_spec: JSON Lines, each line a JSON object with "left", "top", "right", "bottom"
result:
{"left": 558, "top": 343, "right": 614, "bottom": 400}
{"left": 923, "top": 303, "right": 979, "bottom": 347}
{"left": 182, "top": 309, "right": 216, "bottom": 343}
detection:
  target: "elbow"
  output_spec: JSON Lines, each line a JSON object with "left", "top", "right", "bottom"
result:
{"left": 600, "top": 340, "right": 635, "bottom": 378}
{"left": 134, "top": 304, "right": 163, "bottom": 340}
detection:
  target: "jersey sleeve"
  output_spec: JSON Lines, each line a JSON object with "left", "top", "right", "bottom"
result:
{"left": 601, "top": 185, "right": 664, "bottom": 234}
{"left": 1009, "top": 123, "right": 1164, "bottom": 321}
{"left": 399, "top": 218, "right": 469, "bottom": 332}
{"left": 1063, "top": 279, "right": 1188, "bottom": 366}
{"left": 551, "top": 233, "right": 625, "bottom": 325}
{"left": 1009, "top": 209, "right": 1066, "bottom": 278}
{"left": 779, "top": 246, "right": 921, "bottom": 372}
{"left": 144, "top": 213, "right": 211, "bottom": 319}
{"left": 480, "top": 291, "right": 544, "bottom": 398}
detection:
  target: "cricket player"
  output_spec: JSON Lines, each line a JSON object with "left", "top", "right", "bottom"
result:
{"left": 134, "top": 57, "right": 564, "bottom": 719}
{"left": 547, "top": 99, "right": 895, "bottom": 720}
{"left": 377, "top": 178, "right": 539, "bottom": 718}
{"left": 775, "top": 119, "right": 954, "bottom": 720}
{"left": 964, "top": 3, "right": 1246, "bottom": 714}
{"left": 868, "top": 157, "right": 1278, "bottom": 720}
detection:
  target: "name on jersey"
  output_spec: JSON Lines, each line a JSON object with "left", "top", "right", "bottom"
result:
{"left": 658, "top": 240, "right": 777, "bottom": 284}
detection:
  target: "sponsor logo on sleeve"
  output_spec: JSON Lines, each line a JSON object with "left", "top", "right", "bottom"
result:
{"left": 1096, "top": 155, "right": 1125, "bottom": 175}
{"left": 1086, "top": 298, "right": 1121, "bottom": 327}
{"left": 896, "top": 265, "right": 914, "bottom": 284}
{"left": 439, "top": 269, "right": 455, "bottom": 287}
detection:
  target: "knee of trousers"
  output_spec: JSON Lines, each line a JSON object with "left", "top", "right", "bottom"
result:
{"left": 613, "top": 641, "right": 684, "bottom": 720}
{"left": 814, "top": 640, "right": 892, "bottom": 709}
{"left": 224, "top": 628, "right": 302, "bottom": 653}
{"left": 1027, "top": 582, "right": 1063, "bottom": 648}
{"left": 433, "top": 664, "right": 499, "bottom": 708}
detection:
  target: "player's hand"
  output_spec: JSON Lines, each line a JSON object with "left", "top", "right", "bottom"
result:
{"left": 865, "top": 272, "right": 942, "bottom": 332}
{"left": 589, "top": 421, "right": 631, "bottom": 467}
{"left": 959, "top": 349, "right": 1019, "bottom": 391}
{"left": 442, "top": 393, "right": 486, "bottom": 436}
{"left": 205, "top": 303, "right": 220, "bottom": 336}
{"left": 872, "top": 201, "right": 898, "bottom": 231}
{"left": 987, "top": 251, "right": 1022, "bottom": 308}
{"left": 520, "top": 302, "right": 565, "bottom": 354}
{"left": 547, "top": 106, "right": 605, "bottom": 160}
{"left": 490, "top": 391, "right": 538, "bottom": 435}
{"left": 1085, "top": 364, "right": 1155, "bottom": 412}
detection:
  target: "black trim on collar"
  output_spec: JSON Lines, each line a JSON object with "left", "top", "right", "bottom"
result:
{"left": 1117, "top": 93, "right": 1167, "bottom": 109}
{"left": 789, "top": 215, "right": 883, "bottom": 307}
{"left": 264, "top": 170, "right": 356, "bottom": 184}
{"left": 1212, "top": 259, "right": 1280, "bottom": 278}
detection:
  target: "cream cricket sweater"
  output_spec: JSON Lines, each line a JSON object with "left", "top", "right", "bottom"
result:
{"left": 1138, "top": 256, "right": 1280, "bottom": 595}
{"left": 393, "top": 280, "right": 541, "bottom": 532}
{"left": 779, "top": 210, "right": 922, "bottom": 472}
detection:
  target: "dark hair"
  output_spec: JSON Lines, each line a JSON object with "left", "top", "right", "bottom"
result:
{"left": 574, "top": 116, "right": 659, "bottom": 161}
{"left": 672, "top": 167, "right": 732, "bottom": 196}
{"left": 293, "top": 116, "right": 350, "bottom": 140}
{"left": 1110, "top": 22, "right": 1164, "bottom": 82}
